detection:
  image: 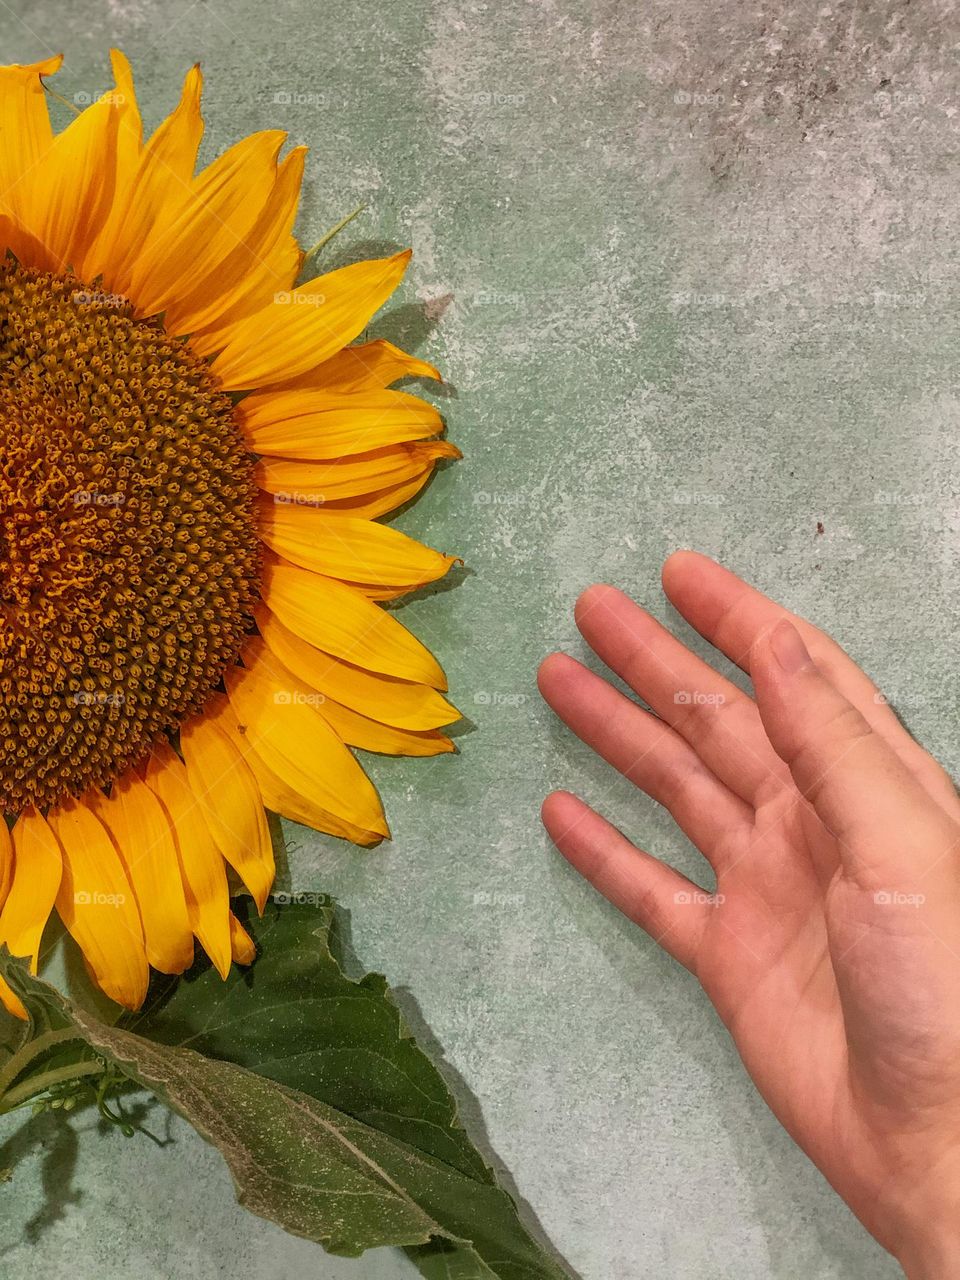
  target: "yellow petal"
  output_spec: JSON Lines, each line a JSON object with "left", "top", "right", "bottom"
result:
{"left": 180, "top": 713, "right": 275, "bottom": 912}
{"left": 126, "top": 130, "right": 288, "bottom": 318}
{"left": 211, "top": 250, "right": 412, "bottom": 390}
{"left": 238, "top": 387, "right": 443, "bottom": 458}
{"left": 0, "top": 805, "right": 62, "bottom": 969}
{"left": 206, "top": 693, "right": 385, "bottom": 845}
{"left": 172, "top": 145, "right": 306, "bottom": 343}
{"left": 255, "top": 604, "right": 458, "bottom": 730}
{"left": 229, "top": 913, "right": 256, "bottom": 965}
{"left": 21, "top": 91, "right": 125, "bottom": 273}
{"left": 260, "top": 555, "right": 447, "bottom": 688}
{"left": 254, "top": 440, "right": 460, "bottom": 504}
{"left": 318, "top": 470, "right": 452, "bottom": 520}
{"left": 317, "top": 697, "right": 455, "bottom": 757}
{"left": 0, "top": 212, "right": 52, "bottom": 271}
{"left": 0, "top": 821, "right": 11, "bottom": 909}
{"left": 48, "top": 796, "right": 148, "bottom": 1011}
{"left": 225, "top": 639, "right": 389, "bottom": 839}
{"left": 109, "top": 48, "right": 142, "bottom": 138}
{"left": 143, "top": 743, "right": 232, "bottom": 979}
{"left": 87, "top": 774, "right": 195, "bottom": 975}
{"left": 76, "top": 49, "right": 143, "bottom": 277}
{"left": 0, "top": 975, "right": 26, "bottom": 1020}
{"left": 257, "top": 500, "right": 459, "bottom": 592}
{"left": 0, "top": 56, "right": 61, "bottom": 230}
{"left": 89, "top": 63, "right": 204, "bottom": 291}
{"left": 106, "top": 49, "right": 143, "bottom": 186}
{"left": 296, "top": 337, "right": 442, "bottom": 393}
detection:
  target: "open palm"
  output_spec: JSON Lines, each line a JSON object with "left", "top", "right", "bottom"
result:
{"left": 539, "top": 552, "right": 960, "bottom": 1278}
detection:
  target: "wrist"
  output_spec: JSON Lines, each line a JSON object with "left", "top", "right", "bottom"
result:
{"left": 898, "top": 1230, "right": 960, "bottom": 1280}
{"left": 890, "top": 1190, "right": 960, "bottom": 1279}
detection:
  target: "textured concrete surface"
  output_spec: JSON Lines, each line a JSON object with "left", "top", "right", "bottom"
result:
{"left": 2, "top": 1, "right": 958, "bottom": 1276}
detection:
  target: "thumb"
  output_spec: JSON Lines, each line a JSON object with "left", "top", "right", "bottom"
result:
{"left": 751, "top": 620, "right": 953, "bottom": 884}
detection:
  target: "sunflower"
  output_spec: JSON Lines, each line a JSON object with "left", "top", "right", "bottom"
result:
{"left": 0, "top": 51, "right": 461, "bottom": 1018}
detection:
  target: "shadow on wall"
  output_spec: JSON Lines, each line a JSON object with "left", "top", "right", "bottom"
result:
{"left": 302, "top": 237, "right": 457, "bottom": 383}
{"left": 327, "top": 901, "right": 584, "bottom": 1280}
{"left": 0, "top": 1097, "right": 174, "bottom": 1256}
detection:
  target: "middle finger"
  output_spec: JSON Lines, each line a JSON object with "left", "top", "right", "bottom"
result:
{"left": 574, "top": 584, "right": 792, "bottom": 808}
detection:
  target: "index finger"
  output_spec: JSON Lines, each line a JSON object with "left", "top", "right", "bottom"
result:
{"left": 661, "top": 551, "right": 960, "bottom": 819}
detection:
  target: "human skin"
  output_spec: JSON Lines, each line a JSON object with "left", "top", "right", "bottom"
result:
{"left": 537, "top": 551, "right": 960, "bottom": 1278}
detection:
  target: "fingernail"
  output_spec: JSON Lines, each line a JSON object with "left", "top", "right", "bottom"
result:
{"left": 769, "top": 620, "right": 813, "bottom": 674}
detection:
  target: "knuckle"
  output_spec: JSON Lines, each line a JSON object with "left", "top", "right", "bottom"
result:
{"left": 618, "top": 641, "right": 654, "bottom": 699}
{"left": 672, "top": 685, "right": 741, "bottom": 744}
{"left": 626, "top": 875, "right": 667, "bottom": 928}
{"left": 818, "top": 701, "right": 873, "bottom": 749}
{"left": 792, "top": 703, "right": 872, "bottom": 800}
{"left": 710, "top": 591, "right": 755, "bottom": 656}
{"left": 641, "top": 747, "right": 701, "bottom": 809}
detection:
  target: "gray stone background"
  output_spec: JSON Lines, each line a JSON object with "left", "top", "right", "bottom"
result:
{"left": 1, "top": 1, "right": 958, "bottom": 1276}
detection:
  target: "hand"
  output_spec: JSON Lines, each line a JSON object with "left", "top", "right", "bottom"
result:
{"left": 538, "top": 551, "right": 960, "bottom": 1278}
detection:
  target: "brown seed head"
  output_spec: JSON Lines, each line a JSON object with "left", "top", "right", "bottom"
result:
{"left": 0, "top": 261, "right": 261, "bottom": 812}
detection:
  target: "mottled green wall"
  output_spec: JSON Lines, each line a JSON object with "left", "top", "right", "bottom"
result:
{"left": 2, "top": 1, "right": 957, "bottom": 1276}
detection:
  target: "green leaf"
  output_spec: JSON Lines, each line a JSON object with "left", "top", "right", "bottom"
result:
{"left": 0, "top": 973, "right": 100, "bottom": 1113}
{"left": 0, "top": 902, "right": 569, "bottom": 1279}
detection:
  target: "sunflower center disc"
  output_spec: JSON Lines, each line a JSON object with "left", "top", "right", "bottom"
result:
{"left": 0, "top": 262, "right": 261, "bottom": 813}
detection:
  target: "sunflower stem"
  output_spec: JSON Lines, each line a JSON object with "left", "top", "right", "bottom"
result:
{"left": 0, "top": 1027, "right": 88, "bottom": 1099}
{"left": 0, "top": 1061, "right": 106, "bottom": 1114}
